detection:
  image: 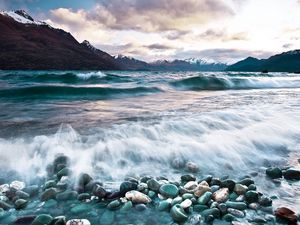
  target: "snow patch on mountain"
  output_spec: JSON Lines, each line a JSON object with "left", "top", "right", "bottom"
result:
{"left": 0, "top": 10, "right": 50, "bottom": 26}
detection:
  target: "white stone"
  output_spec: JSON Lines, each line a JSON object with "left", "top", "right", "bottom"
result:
{"left": 184, "top": 181, "right": 198, "bottom": 190}
{"left": 180, "top": 199, "right": 192, "bottom": 209}
{"left": 194, "top": 182, "right": 211, "bottom": 197}
{"left": 228, "top": 208, "right": 245, "bottom": 218}
{"left": 66, "top": 219, "right": 91, "bottom": 225}
{"left": 0, "top": 184, "right": 9, "bottom": 194}
{"left": 125, "top": 191, "right": 151, "bottom": 204}
{"left": 212, "top": 188, "right": 229, "bottom": 203}
{"left": 10, "top": 181, "right": 25, "bottom": 191}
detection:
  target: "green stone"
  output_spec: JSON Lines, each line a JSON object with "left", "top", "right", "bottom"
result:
{"left": 14, "top": 199, "right": 27, "bottom": 210}
{"left": 147, "top": 179, "right": 160, "bottom": 191}
{"left": 266, "top": 167, "right": 282, "bottom": 179}
{"left": 107, "top": 200, "right": 121, "bottom": 210}
{"left": 56, "top": 190, "right": 78, "bottom": 201}
{"left": 31, "top": 214, "right": 53, "bottom": 225}
{"left": 43, "top": 199, "right": 57, "bottom": 208}
{"left": 245, "top": 191, "right": 259, "bottom": 203}
{"left": 229, "top": 192, "right": 238, "bottom": 201}
{"left": 225, "top": 201, "right": 247, "bottom": 210}
{"left": 201, "top": 208, "right": 220, "bottom": 219}
{"left": 197, "top": 192, "right": 212, "bottom": 205}
{"left": 223, "top": 214, "right": 237, "bottom": 222}
{"left": 159, "top": 184, "right": 179, "bottom": 198}
{"left": 193, "top": 204, "right": 209, "bottom": 212}
{"left": 171, "top": 197, "right": 182, "bottom": 206}
{"left": 70, "top": 203, "right": 92, "bottom": 214}
{"left": 147, "top": 191, "right": 156, "bottom": 199}
{"left": 40, "top": 188, "right": 56, "bottom": 202}
{"left": 158, "top": 200, "right": 171, "bottom": 211}
{"left": 182, "top": 193, "right": 193, "bottom": 200}
{"left": 100, "top": 211, "right": 115, "bottom": 225}
{"left": 57, "top": 168, "right": 69, "bottom": 180}
{"left": 44, "top": 180, "right": 56, "bottom": 189}
{"left": 170, "top": 204, "right": 188, "bottom": 222}
{"left": 120, "top": 201, "right": 133, "bottom": 212}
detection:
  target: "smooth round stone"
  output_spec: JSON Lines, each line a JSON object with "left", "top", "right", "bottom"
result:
{"left": 210, "top": 185, "right": 220, "bottom": 193}
{"left": 238, "top": 178, "right": 254, "bottom": 186}
{"left": 259, "top": 196, "right": 272, "bottom": 207}
{"left": 221, "top": 179, "right": 236, "bottom": 191}
{"left": 92, "top": 185, "right": 107, "bottom": 198}
{"left": 40, "top": 188, "right": 57, "bottom": 202}
{"left": 194, "top": 204, "right": 209, "bottom": 212}
{"left": 44, "top": 180, "right": 56, "bottom": 189}
{"left": 147, "top": 179, "right": 160, "bottom": 191}
{"left": 225, "top": 201, "right": 247, "bottom": 210}
{"left": 170, "top": 204, "right": 188, "bottom": 222}
{"left": 14, "top": 199, "right": 27, "bottom": 210}
{"left": 227, "top": 208, "right": 245, "bottom": 218}
{"left": 283, "top": 169, "right": 300, "bottom": 180}
{"left": 125, "top": 191, "right": 151, "bottom": 204}
{"left": 234, "top": 184, "right": 248, "bottom": 195}
{"left": 23, "top": 185, "right": 39, "bottom": 197}
{"left": 244, "top": 191, "right": 259, "bottom": 203}
{"left": 0, "top": 184, "right": 9, "bottom": 194}
{"left": 107, "top": 200, "right": 121, "bottom": 210}
{"left": 171, "top": 196, "right": 183, "bottom": 206}
{"left": 183, "top": 181, "right": 198, "bottom": 190}
{"left": 248, "top": 203, "right": 260, "bottom": 210}
{"left": 135, "top": 204, "right": 147, "bottom": 211}
{"left": 10, "top": 181, "right": 25, "bottom": 191}
{"left": 0, "top": 200, "right": 13, "bottom": 210}
{"left": 218, "top": 203, "right": 227, "bottom": 214}
{"left": 56, "top": 190, "right": 78, "bottom": 201}
{"left": 78, "top": 193, "right": 91, "bottom": 201}
{"left": 147, "top": 190, "right": 156, "bottom": 199}
{"left": 194, "top": 183, "right": 211, "bottom": 197}
{"left": 212, "top": 188, "right": 229, "bottom": 203}
{"left": 197, "top": 192, "right": 212, "bottom": 205}
{"left": 13, "top": 215, "right": 36, "bottom": 224}
{"left": 186, "top": 162, "right": 199, "bottom": 173}
{"left": 266, "top": 167, "right": 282, "bottom": 179}
{"left": 119, "top": 181, "right": 137, "bottom": 194}
{"left": 71, "top": 204, "right": 92, "bottom": 214}
{"left": 120, "top": 201, "right": 133, "bottom": 212}
{"left": 211, "top": 178, "right": 221, "bottom": 186}
{"left": 31, "top": 214, "right": 53, "bottom": 225}
{"left": 182, "top": 193, "right": 193, "bottom": 200}
{"left": 158, "top": 200, "right": 171, "bottom": 211}
{"left": 137, "top": 183, "right": 148, "bottom": 191}
{"left": 16, "top": 190, "right": 30, "bottom": 199}
{"left": 78, "top": 173, "right": 93, "bottom": 187}
{"left": 180, "top": 199, "right": 192, "bottom": 209}
{"left": 159, "top": 184, "right": 179, "bottom": 198}
{"left": 223, "top": 214, "right": 236, "bottom": 222}
{"left": 181, "top": 174, "right": 196, "bottom": 183}
{"left": 66, "top": 219, "right": 91, "bottom": 225}
{"left": 57, "top": 168, "right": 69, "bottom": 180}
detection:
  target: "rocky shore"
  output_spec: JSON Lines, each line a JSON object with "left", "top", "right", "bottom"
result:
{"left": 0, "top": 155, "right": 300, "bottom": 225}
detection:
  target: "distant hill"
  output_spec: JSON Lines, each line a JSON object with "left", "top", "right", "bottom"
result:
{"left": 227, "top": 50, "right": 300, "bottom": 72}
{"left": 0, "top": 10, "right": 119, "bottom": 70}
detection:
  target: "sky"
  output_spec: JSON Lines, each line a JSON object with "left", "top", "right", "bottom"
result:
{"left": 1, "top": 0, "right": 300, "bottom": 63}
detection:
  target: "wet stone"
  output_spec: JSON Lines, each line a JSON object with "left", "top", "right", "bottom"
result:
{"left": 147, "top": 179, "right": 160, "bottom": 192}
{"left": 40, "top": 188, "right": 57, "bottom": 202}
{"left": 56, "top": 190, "right": 78, "bottom": 201}
{"left": 30, "top": 214, "right": 53, "bottom": 225}
{"left": 107, "top": 200, "right": 121, "bottom": 210}
{"left": 197, "top": 191, "right": 212, "bottom": 205}
{"left": 159, "top": 184, "right": 179, "bottom": 198}
{"left": 212, "top": 188, "right": 229, "bottom": 203}
{"left": 266, "top": 167, "right": 282, "bottom": 179}
{"left": 14, "top": 199, "right": 27, "bottom": 210}
{"left": 244, "top": 190, "right": 259, "bottom": 203}
{"left": 181, "top": 174, "right": 196, "bottom": 183}
{"left": 170, "top": 204, "right": 188, "bottom": 222}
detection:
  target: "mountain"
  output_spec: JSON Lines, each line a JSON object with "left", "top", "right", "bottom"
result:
{"left": 150, "top": 58, "right": 227, "bottom": 71}
{"left": 114, "top": 55, "right": 152, "bottom": 70}
{"left": 0, "top": 10, "right": 119, "bottom": 70}
{"left": 227, "top": 50, "right": 300, "bottom": 72}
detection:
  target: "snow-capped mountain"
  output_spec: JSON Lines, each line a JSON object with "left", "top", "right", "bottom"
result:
{"left": 0, "top": 10, "right": 49, "bottom": 26}
{"left": 183, "top": 58, "right": 224, "bottom": 65}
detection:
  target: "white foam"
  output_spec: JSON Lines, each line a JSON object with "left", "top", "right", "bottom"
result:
{"left": 76, "top": 71, "right": 107, "bottom": 80}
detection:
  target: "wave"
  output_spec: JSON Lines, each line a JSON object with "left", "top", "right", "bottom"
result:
{"left": 0, "top": 71, "right": 132, "bottom": 84}
{"left": 0, "top": 85, "right": 162, "bottom": 100}
{"left": 170, "top": 75, "right": 300, "bottom": 91}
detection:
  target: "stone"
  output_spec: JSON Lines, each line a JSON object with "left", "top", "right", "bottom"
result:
{"left": 78, "top": 193, "right": 91, "bottom": 201}
{"left": 120, "top": 181, "right": 137, "bottom": 195}
{"left": 234, "top": 184, "right": 248, "bottom": 195}
{"left": 275, "top": 207, "right": 298, "bottom": 224}
{"left": 107, "top": 200, "right": 121, "bottom": 210}
{"left": 14, "top": 199, "right": 27, "bottom": 210}
{"left": 170, "top": 204, "right": 188, "bottom": 222}
{"left": 258, "top": 196, "right": 272, "bottom": 207}
{"left": 183, "top": 181, "right": 198, "bottom": 190}
{"left": 52, "top": 216, "right": 66, "bottom": 225}
{"left": 182, "top": 193, "right": 193, "bottom": 200}
{"left": 10, "top": 181, "right": 25, "bottom": 191}
{"left": 158, "top": 200, "right": 171, "bottom": 211}
{"left": 135, "top": 204, "right": 147, "bottom": 211}
{"left": 266, "top": 167, "right": 282, "bottom": 179}
{"left": 212, "top": 188, "right": 229, "bottom": 203}
{"left": 92, "top": 185, "right": 107, "bottom": 198}
{"left": 0, "top": 184, "right": 9, "bottom": 194}
{"left": 238, "top": 178, "right": 254, "bottom": 186}
{"left": 218, "top": 203, "right": 227, "bottom": 214}
{"left": 78, "top": 173, "right": 93, "bottom": 190}
{"left": 180, "top": 199, "right": 192, "bottom": 209}
{"left": 66, "top": 219, "right": 91, "bottom": 225}
{"left": 137, "top": 183, "right": 147, "bottom": 191}
{"left": 120, "top": 201, "right": 133, "bottom": 212}
{"left": 248, "top": 203, "right": 260, "bottom": 210}
{"left": 210, "top": 185, "right": 220, "bottom": 193}
{"left": 16, "top": 190, "right": 30, "bottom": 199}
{"left": 181, "top": 174, "right": 196, "bottom": 183}
{"left": 44, "top": 180, "right": 56, "bottom": 190}
{"left": 43, "top": 199, "right": 58, "bottom": 208}
{"left": 41, "top": 188, "right": 57, "bottom": 202}
{"left": 171, "top": 196, "right": 183, "bottom": 206}
{"left": 23, "top": 185, "right": 39, "bottom": 197}
{"left": 147, "top": 179, "right": 160, "bottom": 192}
{"left": 13, "top": 215, "right": 36, "bottom": 224}
{"left": 221, "top": 179, "right": 236, "bottom": 191}
{"left": 159, "top": 184, "right": 179, "bottom": 198}
{"left": 30, "top": 214, "right": 53, "bottom": 225}
{"left": 186, "top": 162, "right": 199, "bottom": 173}
{"left": 211, "top": 178, "right": 221, "bottom": 186}
{"left": 197, "top": 192, "right": 212, "bottom": 205}
{"left": 248, "top": 184, "right": 257, "bottom": 191}
{"left": 194, "top": 204, "right": 209, "bottom": 212}
{"left": 194, "top": 182, "right": 211, "bottom": 197}
{"left": 57, "top": 168, "right": 70, "bottom": 180}
{"left": 147, "top": 190, "right": 156, "bottom": 199}
{"left": 56, "top": 190, "right": 78, "bottom": 201}
{"left": 223, "top": 214, "right": 236, "bottom": 222}
{"left": 244, "top": 191, "right": 259, "bottom": 203}
{"left": 70, "top": 204, "right": 92, "bottom": 214}
{"left": 225, "top": 201, "right": 247, "bottom": 210}
{"left": 0, "top": 200, "right": 13, "bottom": 210}
{"left": 171, "top": 158, "right": 186, "bottom": 169}
{"left": 227, "top": 208, "right": 245, "bottom": 218}
{"left": 283, "top": 169, "right": 300, "bottom": 180}
{"left": 125, "top": 191, "right": 151, "bottom": 204}
{"left": 100, "top": 211, "right": 115, "bottom": 225}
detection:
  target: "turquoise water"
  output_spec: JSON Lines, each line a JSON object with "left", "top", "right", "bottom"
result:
{"left": 0, "top": 70, "right": 300, "bottom": 213}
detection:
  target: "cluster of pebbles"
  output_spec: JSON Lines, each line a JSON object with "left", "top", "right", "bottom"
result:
{"left": 0, "top": 155, "right": 299, "bottom": 225}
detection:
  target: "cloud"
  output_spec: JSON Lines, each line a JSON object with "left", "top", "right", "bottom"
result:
{"left": 49, "top": 0, "right": 235, "bottom": 32}
{"left": 198, "top": 29, "right": 248, "bottom": 41}
{"left": 172, "top": 48, "right": 275, "bottom": 64}
{"left": 144, "top": 44, "right": 174, "bottom": 50}
{"left": 283, "top": 43, "right": 293, "bottom": 48}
